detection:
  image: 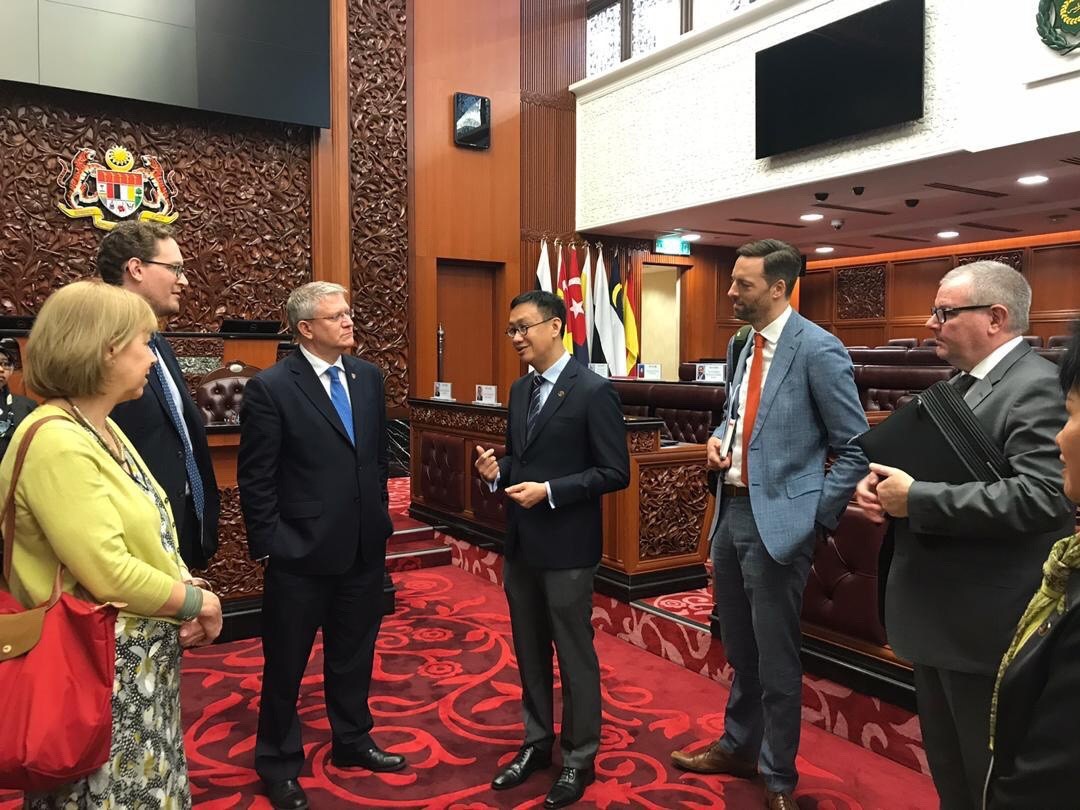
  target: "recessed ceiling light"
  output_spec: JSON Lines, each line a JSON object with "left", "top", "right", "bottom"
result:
{"left": 1017, "top": 174, "right": 1049, "bottom": 185}
{"left": 682, "top": 233, "right": 701, "bottom": 241}
{"left": 800, "top": 213, "right": 824, "bottom": 222}
{"left": 937, "top": 230, "right": 960, "bottom": 239}
{"left": 815, "top": 246, "right": 834, "bottom": 254}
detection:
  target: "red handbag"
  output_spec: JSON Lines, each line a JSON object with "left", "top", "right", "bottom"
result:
{"left": 0, "top": 416, "right": 117, "bottom": 792}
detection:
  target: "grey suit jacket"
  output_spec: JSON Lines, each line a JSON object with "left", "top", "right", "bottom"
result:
{"left": 884, "top": 343, "right": 1074, "bottom": 674}
{"left": 709, "top": 311, "right": 869, "bottom": 564}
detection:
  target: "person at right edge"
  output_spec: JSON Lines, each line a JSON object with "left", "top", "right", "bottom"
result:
{"left": 669, "top": 239, "right": 868, "bottom": 810}
{"left": 855, "top": 261, "right": 1073, "bottom": 810}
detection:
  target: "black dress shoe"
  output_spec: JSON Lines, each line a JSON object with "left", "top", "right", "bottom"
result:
{"left": 491, "top": 745, "right": 553, "bottom": 790}
{"left": 263, "top": 778, "right": 309, "bottom": 810}
{"left": 331, "top": 744, "right": 407, "bottom": 772}
{"left": 544, "top": 767, "right": 595, "bottom": 808}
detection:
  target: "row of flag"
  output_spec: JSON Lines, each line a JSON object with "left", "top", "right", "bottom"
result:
{"left": 534, "top": 239, "right": 639, "bottom": 375}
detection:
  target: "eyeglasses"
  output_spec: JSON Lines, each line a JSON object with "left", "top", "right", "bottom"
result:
{"left": 505, "top": 317, "right": 556, "bottom": 338}
{"left": 930, "top": 304, "right": 993, "bottom": 324}
{"left": 307, "top": 310, "right": 353, "bottom": 323}
{"left": 0, "top": 361, "right": 12, "bottom": 371}
{"left": 141, "top": 259, "right": 187, "bottom": 278}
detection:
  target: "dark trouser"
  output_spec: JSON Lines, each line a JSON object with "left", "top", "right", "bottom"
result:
{"left": 503, "top": 556, "right": 601, "bottom": 770}
{"left": 176, "top": 493, "right": 206, "bottom": 570}
{"left": 255, "top": 557, "right": 386, "bottom": 781}
{"left": 913, "top": 664, "right": 995, "bottom": 810}
{"left": 711, "top": 497, "right": 812, "bottom": 794}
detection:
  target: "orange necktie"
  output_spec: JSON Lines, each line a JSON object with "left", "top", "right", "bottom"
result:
{"left": 740, "top": 332, "right": 765, "bottom": 486}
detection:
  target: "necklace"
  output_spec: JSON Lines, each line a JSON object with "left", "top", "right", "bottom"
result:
{"left": 65, "top": 399, "right": 126, "bottom": 467}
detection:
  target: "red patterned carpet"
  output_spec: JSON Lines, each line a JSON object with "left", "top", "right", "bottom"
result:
{"left": 2, "top": 566, "right": 933, "bottom": 808}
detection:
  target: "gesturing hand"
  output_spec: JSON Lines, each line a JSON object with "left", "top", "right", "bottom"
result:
{"left": 505, "top": 482, "right": 547, "bottom": 509}
{"left": 474, "top": 446, "right": 499, "bottom": 483}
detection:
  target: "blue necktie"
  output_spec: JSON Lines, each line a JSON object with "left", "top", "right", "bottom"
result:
{"left": 327, "top": 366, "right": 355, "bottom": 445}
{"left": 151, "top": 340, "right": 205, "bottom": 521}
{"left": 526, "top": 373, "right": 544, "bottom": 440}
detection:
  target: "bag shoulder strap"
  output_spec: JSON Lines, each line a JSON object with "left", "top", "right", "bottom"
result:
{"left": 2, "top": 415, "right": 68, "bottom": 585}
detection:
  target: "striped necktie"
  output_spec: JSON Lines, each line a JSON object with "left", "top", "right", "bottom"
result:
{"left": 151, "top": 337, "right": 205, "bottom": 521}
{"left": 526, "top": 373, "right": 544, "bottom": 439}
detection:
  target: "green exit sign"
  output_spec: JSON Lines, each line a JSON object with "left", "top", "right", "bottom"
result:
{"left": 655, "top": 236, "right": 691, "bottom": 255}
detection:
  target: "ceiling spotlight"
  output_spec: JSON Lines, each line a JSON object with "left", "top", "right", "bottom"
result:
{"left": 937, "top": 230, "right": 959, "bottom": 239}
{"left": 815, "top": 246, "right": 835, "bottom": 254}
{"left": 682, "top": 233, "right": 702, "bottom": 241}
{"left": 814, "top": 191, "right": 829, "bottom": 202}
{"left": 1017, "top": 174, "right": 1049, "bottom": 185}
{"left": 852, "top": 186, "right": 865, "bottom": 196}
{"left": 800, "top": 213, "right": 824, "bottom": 222}
{"left": 905, "top": 198, "right": 920, "bottom": 208}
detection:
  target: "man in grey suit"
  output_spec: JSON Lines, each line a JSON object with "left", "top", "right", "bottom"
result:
{"left": 671, "top": 240, "right": 868, "bottom": 810}
{"left": 856, "top": 261, "right": 1072, "bottom": 810}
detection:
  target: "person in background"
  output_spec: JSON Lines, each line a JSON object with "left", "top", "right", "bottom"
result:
{"left": 0, "top": 280, "right": 222, "bottom": 808}
{"left": 0, "top": 337, "right": 36, "bottom": 461}
{"left": 98, "top": 221, "right": 220, "bottom": 570}
{"left": 983, "top": 321, "right": 1080, "bottom": 806}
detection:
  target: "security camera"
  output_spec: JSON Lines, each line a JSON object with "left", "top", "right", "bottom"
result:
{"left": 814, "top": 191, "right": 829, "bottom": 202}
{"left": 830, "top": 218, "right": 844, "bottom": 230}
{"left": 905, "top": 198, "right": 920, "bottom": 208}
{"left": 852, "top": 186, "right": 865, "bottom": 196}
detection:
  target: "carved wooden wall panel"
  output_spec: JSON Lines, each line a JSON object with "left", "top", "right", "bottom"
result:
{"left": 638, "top": 461, "right": 709, "bottom": 560}
{"left": 348, "top": 0, "right": 409, "bottom": 409}
{"left": 956, "top": 250, "right": 1024, "bottom": 272}
{"left": 194, "top": 487, "right": 265, "bottom": 600}
{"left": 0, "top": 84, "right": 311, "bottom": 329}
{"left": 836, "top": 265, "right": 886, "bottom": 321}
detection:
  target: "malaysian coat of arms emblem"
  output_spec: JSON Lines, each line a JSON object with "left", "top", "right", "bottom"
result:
{"left": 1038, "top": 0, "right": 1080, "bottom": 54}
{"left": 56, "top": 145, "right": 178, "bottom": 231}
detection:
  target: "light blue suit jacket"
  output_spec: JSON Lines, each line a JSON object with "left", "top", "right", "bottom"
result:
{"left": 710, "top": 311, "right": 868, "bottom": 564}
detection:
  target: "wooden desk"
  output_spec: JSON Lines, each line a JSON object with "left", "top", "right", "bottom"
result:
{"left": 407, "top": 398, "right": 711, "bottom": 600}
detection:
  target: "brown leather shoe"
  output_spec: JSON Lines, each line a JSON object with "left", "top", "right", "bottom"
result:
{"left": 765, "top": 789, "right": 797, "bottom": 810}
{"left": 670, "top": 740, "right": 757, "bottom": 777}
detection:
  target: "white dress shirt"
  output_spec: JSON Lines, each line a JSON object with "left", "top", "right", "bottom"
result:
{"left": 298, "top": 344, "right": 352, "bottom": 408}
{"left": 725, "top": 306, "right": 794, "bottom": 487}
{"left": 967, "top": 335, "right": 1025, "bottom": 382}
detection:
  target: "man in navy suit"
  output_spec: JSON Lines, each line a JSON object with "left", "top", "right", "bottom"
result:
{"left": 239, "top": 281, "right": 403, "bottom": 810}
{"left": 475, "top": 290, "right": 629, "bottom": 808}
{"left": 99, "top": 221, "right": 219, "bottom": 569}
{"left": 670, "top": 240, "right": 867, "bottom": 810}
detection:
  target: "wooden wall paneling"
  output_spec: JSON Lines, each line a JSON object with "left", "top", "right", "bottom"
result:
{"left": 1028, "top": 318, "right": 1074, "bottom": 344}
{"left": 311, "top": 0, "right": 351, "bottom": 293}
{"left": 835, "top": 325, "right": 887, "bottom": 348}
{"left": 1028, "top": 244, "right": 1080, "bottom": 316}
{"left": 348, "top": 0, "right": 409, "bottom": 413}
{"left": 798, "top": 270, "right": 834, "bottom": 325}
{"left": 888, "top": 257, "right": 953, "bottom": 319}
{"left": 410, "top": 0, "right": 522, "bottom": 402}
{"left": 0, "top": 85, "right": 311, "bottom": 330}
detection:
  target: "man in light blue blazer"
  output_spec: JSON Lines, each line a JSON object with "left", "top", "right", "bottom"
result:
{"left": 671, "top": 239, "right": 868, "bottom": 810}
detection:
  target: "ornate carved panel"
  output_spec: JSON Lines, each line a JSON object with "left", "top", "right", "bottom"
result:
{"left": 956, "top": 250, "right": 1024, "bottom": 272}
{"left": 836, "top": 265, "right": 886, "bottom": 320}
{"left": 410, "top": 406, "right": 507, "bottom": 437}
{"left": 0, "top": 84, "right": 311, "bottom": 329}
{"left": 629, "top": 430, "right": 660, "bottom": 454}
{"left": 638, "top": 462, "right": 709, "bottom": 560}
{"left": 348, "top": 0, "right": 409, "bottom": 409}
{"left": 168, "top": 337, "right": 225, "bottom": 359}
{"left": 192, "top": 486, "right": 265, "bottom": 600}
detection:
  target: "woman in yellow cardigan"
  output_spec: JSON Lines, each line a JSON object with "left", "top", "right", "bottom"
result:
{"left": 0, "top": 280, "right": 222, "bottom": 808}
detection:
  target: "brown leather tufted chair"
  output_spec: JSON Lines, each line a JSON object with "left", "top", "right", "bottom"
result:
{"left": 195, "top": 361, "right": 260, "bottom": 425}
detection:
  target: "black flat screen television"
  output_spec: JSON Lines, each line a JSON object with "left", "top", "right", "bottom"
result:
{"left": 755, "top": 0, "right": 925, "bottom": 159}
{"left": 0, "top": 0, "right": 330, "bottom": 128}
{"left": 453, "top": 92, "right": 491, "bottom": 150}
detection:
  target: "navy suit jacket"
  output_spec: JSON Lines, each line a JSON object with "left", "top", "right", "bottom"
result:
{"left": 110, "top": 334, "right": 219, "bottom": 568}
{"left": 238, "top": 350, "right": 392, "bottom": 575}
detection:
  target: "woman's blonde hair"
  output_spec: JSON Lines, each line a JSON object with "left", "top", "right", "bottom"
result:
{"left": 25, "top": 280, "right": 158, "bottom": 399}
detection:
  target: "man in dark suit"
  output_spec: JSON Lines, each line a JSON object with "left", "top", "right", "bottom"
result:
{"left": 669, "top": 240, "right": 868, "bottom": 810}
{"left": 0, "top": 339, "right": 36, "bottom": 462}
{"left": 98, "top": 221, "right": 219, "bottom": 569}
{"left": 475, "top": 289, "right": 629, "bottom": 808}
{"left": 239, "top": 281, "right": 402, "bottom": 810}
{"left": 856, "top": 260, "right": 1073, "bottom": 810}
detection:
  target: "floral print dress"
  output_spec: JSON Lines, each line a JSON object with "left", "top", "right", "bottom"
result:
{"left": 25, "top": 447, "right": 191, "bottom": 810}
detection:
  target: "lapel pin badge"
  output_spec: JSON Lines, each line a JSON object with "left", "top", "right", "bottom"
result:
{"left": 557, "top": 390, "right": 565, "bottom": 398}
{"left": 351, "top": 372, "right": 357, "bottom": 380}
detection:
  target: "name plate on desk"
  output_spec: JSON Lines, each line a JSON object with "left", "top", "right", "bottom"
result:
{"left": 433, "top": 381, "right": 455, "bottom": 400}
{"left": 588, "top": 363, "right": 609, "bottom": 378}
{"left": 473, "top": 384, "right": 501, "bottom": 406}
{"left": 638, "top": 363, "right": 662, "bottom": 380}
{"left": 695, "top": 363, "right": 725, "bottom": 382}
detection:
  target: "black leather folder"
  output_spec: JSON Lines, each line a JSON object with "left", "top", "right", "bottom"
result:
{"left": 855, "top": 379, "right": 1011, "bottom": 484}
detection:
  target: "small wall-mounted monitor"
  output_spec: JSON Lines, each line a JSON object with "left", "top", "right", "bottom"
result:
{"left": 453, "top": 92, "right": 491, "bottom": 150}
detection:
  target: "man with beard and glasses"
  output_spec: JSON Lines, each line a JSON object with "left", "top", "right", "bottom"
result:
{"left": 670, "top": 239, "right": 867, "bottom": 810}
